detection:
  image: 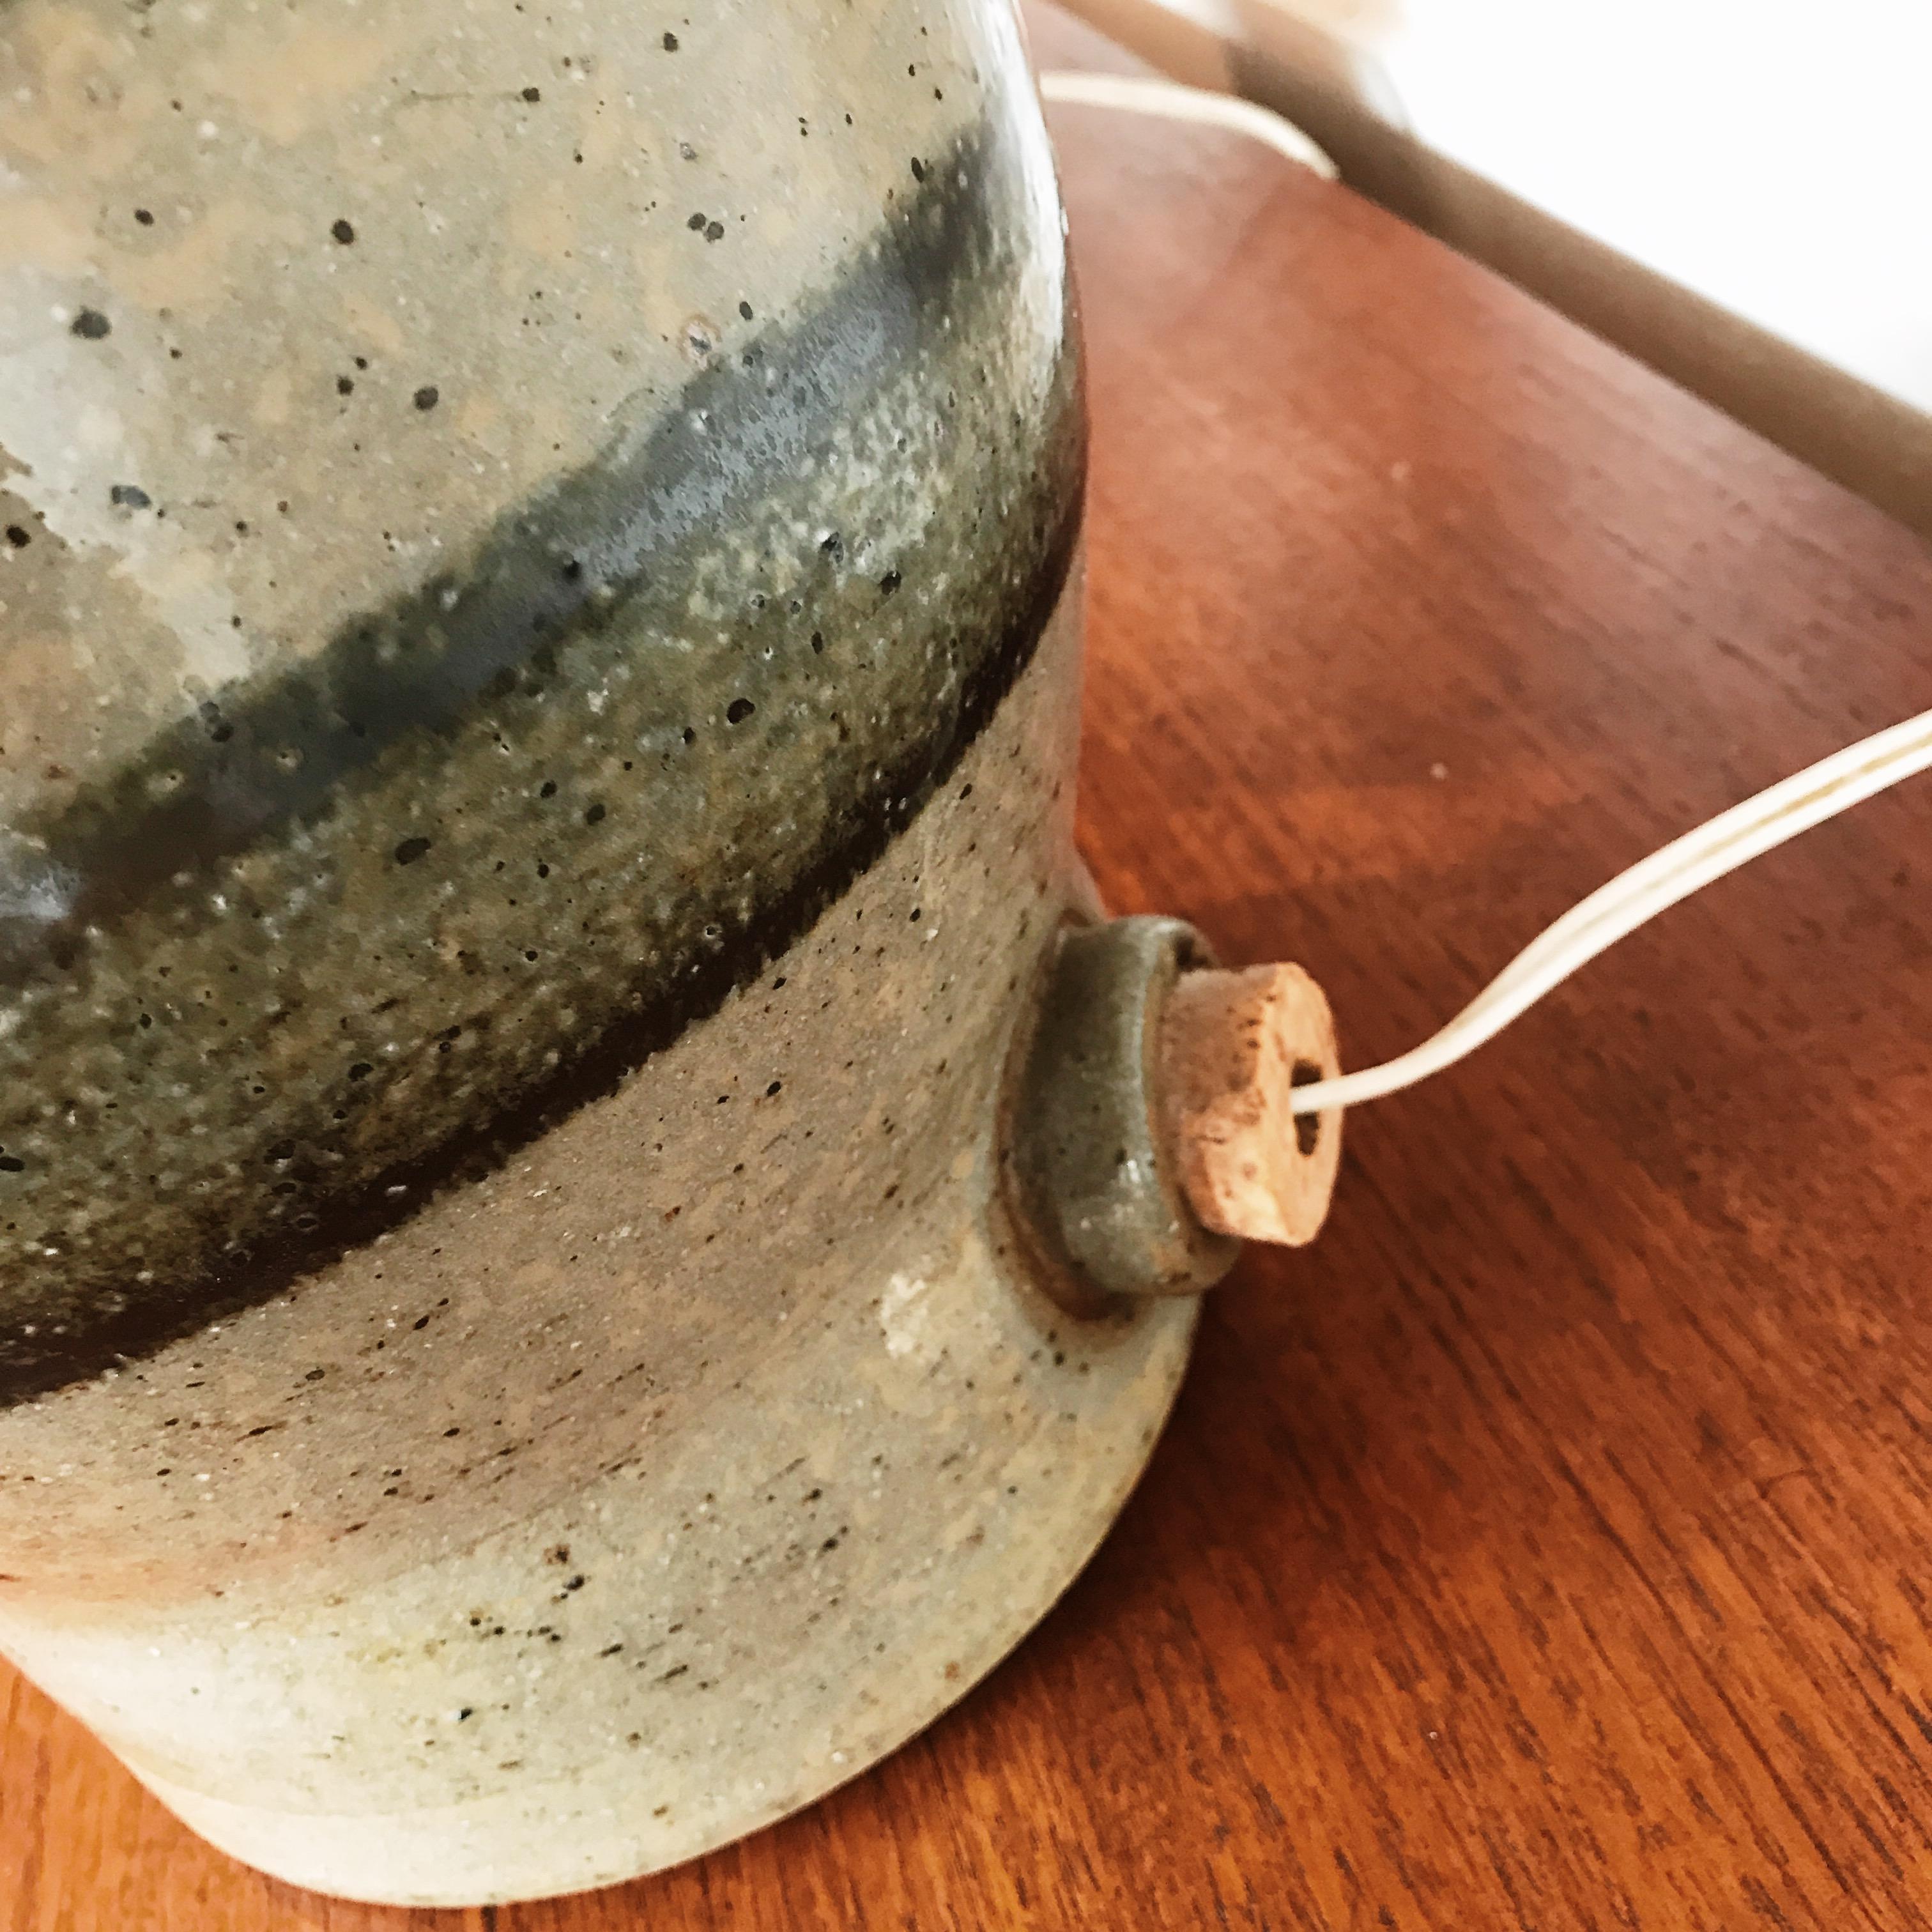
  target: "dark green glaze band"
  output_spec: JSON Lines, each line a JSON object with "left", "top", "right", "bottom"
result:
{"left": 0, "top": 117, "right": 1084, "bottom": 1401}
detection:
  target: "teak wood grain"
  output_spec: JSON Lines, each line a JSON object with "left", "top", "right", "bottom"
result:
{"left": 10, "top": 8, "right": 1932, "bottom": 1927}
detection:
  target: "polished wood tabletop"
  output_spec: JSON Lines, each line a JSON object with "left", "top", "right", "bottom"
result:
{"left": 10, "top": 8, "right": 1932, "bottom": 1928}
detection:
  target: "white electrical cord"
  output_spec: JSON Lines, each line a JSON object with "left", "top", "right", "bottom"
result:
{"left": 1038, "top": 70, "right": 1339, "bottom": 180}
{"left": 1045, "top": 69, "right": 1932, "bottom": 1120}
{"left": 1286, "top": 709, "right": 1932, "bottom": 1114}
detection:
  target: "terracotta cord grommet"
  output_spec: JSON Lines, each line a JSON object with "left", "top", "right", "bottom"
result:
{"left": 1158, "top": 962, "right": 1343, "bottom": 1246}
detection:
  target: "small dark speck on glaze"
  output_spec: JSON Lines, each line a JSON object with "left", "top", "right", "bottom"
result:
{"left": 584, "top": 802, "right": 606, "bottom": 825}
{"left": 303, "top": 1367, "right": 325, "bottom": 1381}
{"left": 725, "top": 698, "right": 755, "bottom": 724}
{"left": 686, "top": 212, "right": 705, "bottom": 232}
{"left": 413, "top": 385, "right": 440, "bottom": 411}
{"left": 765, "top": 1080, "right": 782, "bottom": 1097}
{"left": 109, "top": 483, "right": 151, "bottom": 509}
{"left": 521, "top": 85, "right": 542, "bottom": 102}
{"left": 738, "top": 300, "right": 753, "bottom": 320}
{"left": 878, "top": 570, "right": 901, "bottom": 596}
{"left": 539, "top": 779, "right": 558, "bottom": 799}
{"left": 0, "top": 1156, "right": 25, "bottom": 1174}
{"left": 910, "top": 157, "right": 926, "bottom": 181}
{"left": 337, "top": 376, "right": 354, "bottom": 395}
{"left": 134, "top": 208, "right": 154, "bottom": 226}
{"left": 394, "top": 836, "right": 433, "bottom": 866}
{"left": 348, "top": 1062, "right": 374, "bottom": 1080}
{"left": 70, "top": 308, "right": 111, "bottom": 339}
{"left": 661, "top": 29, "right": 678, "bottom": 48}
{"left": 330, "top": 218, "right": 355, "bottom": 245}
{"left": 4, "top": 526, "right": 29, "bottom": 548}
{"left": 704, "top": 220, "right": 724, "bottom": 243}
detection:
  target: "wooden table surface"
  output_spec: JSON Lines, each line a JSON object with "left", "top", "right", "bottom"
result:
{"left": 12, "top": 8, "right": 1932, "bottom": 1927}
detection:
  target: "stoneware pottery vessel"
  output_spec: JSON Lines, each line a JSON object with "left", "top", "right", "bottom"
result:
{"left": 0, "top": 0, "right": 1233, "bottom": 1905}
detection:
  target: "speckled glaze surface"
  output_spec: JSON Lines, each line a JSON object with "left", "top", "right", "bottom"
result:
{"left": 0, "top": 0, "right": 1195, "bottom": 1905}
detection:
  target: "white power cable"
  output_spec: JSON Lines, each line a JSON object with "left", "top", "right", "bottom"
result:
{"left": 1044, "top": 68, "right": 1932, "bottom": 1120}
{"left": 1287, "top": 709, "right": 1932, "bottom": 1115}
{"left": 1038, "top": 71, "right": 1339, "bottom": 180}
